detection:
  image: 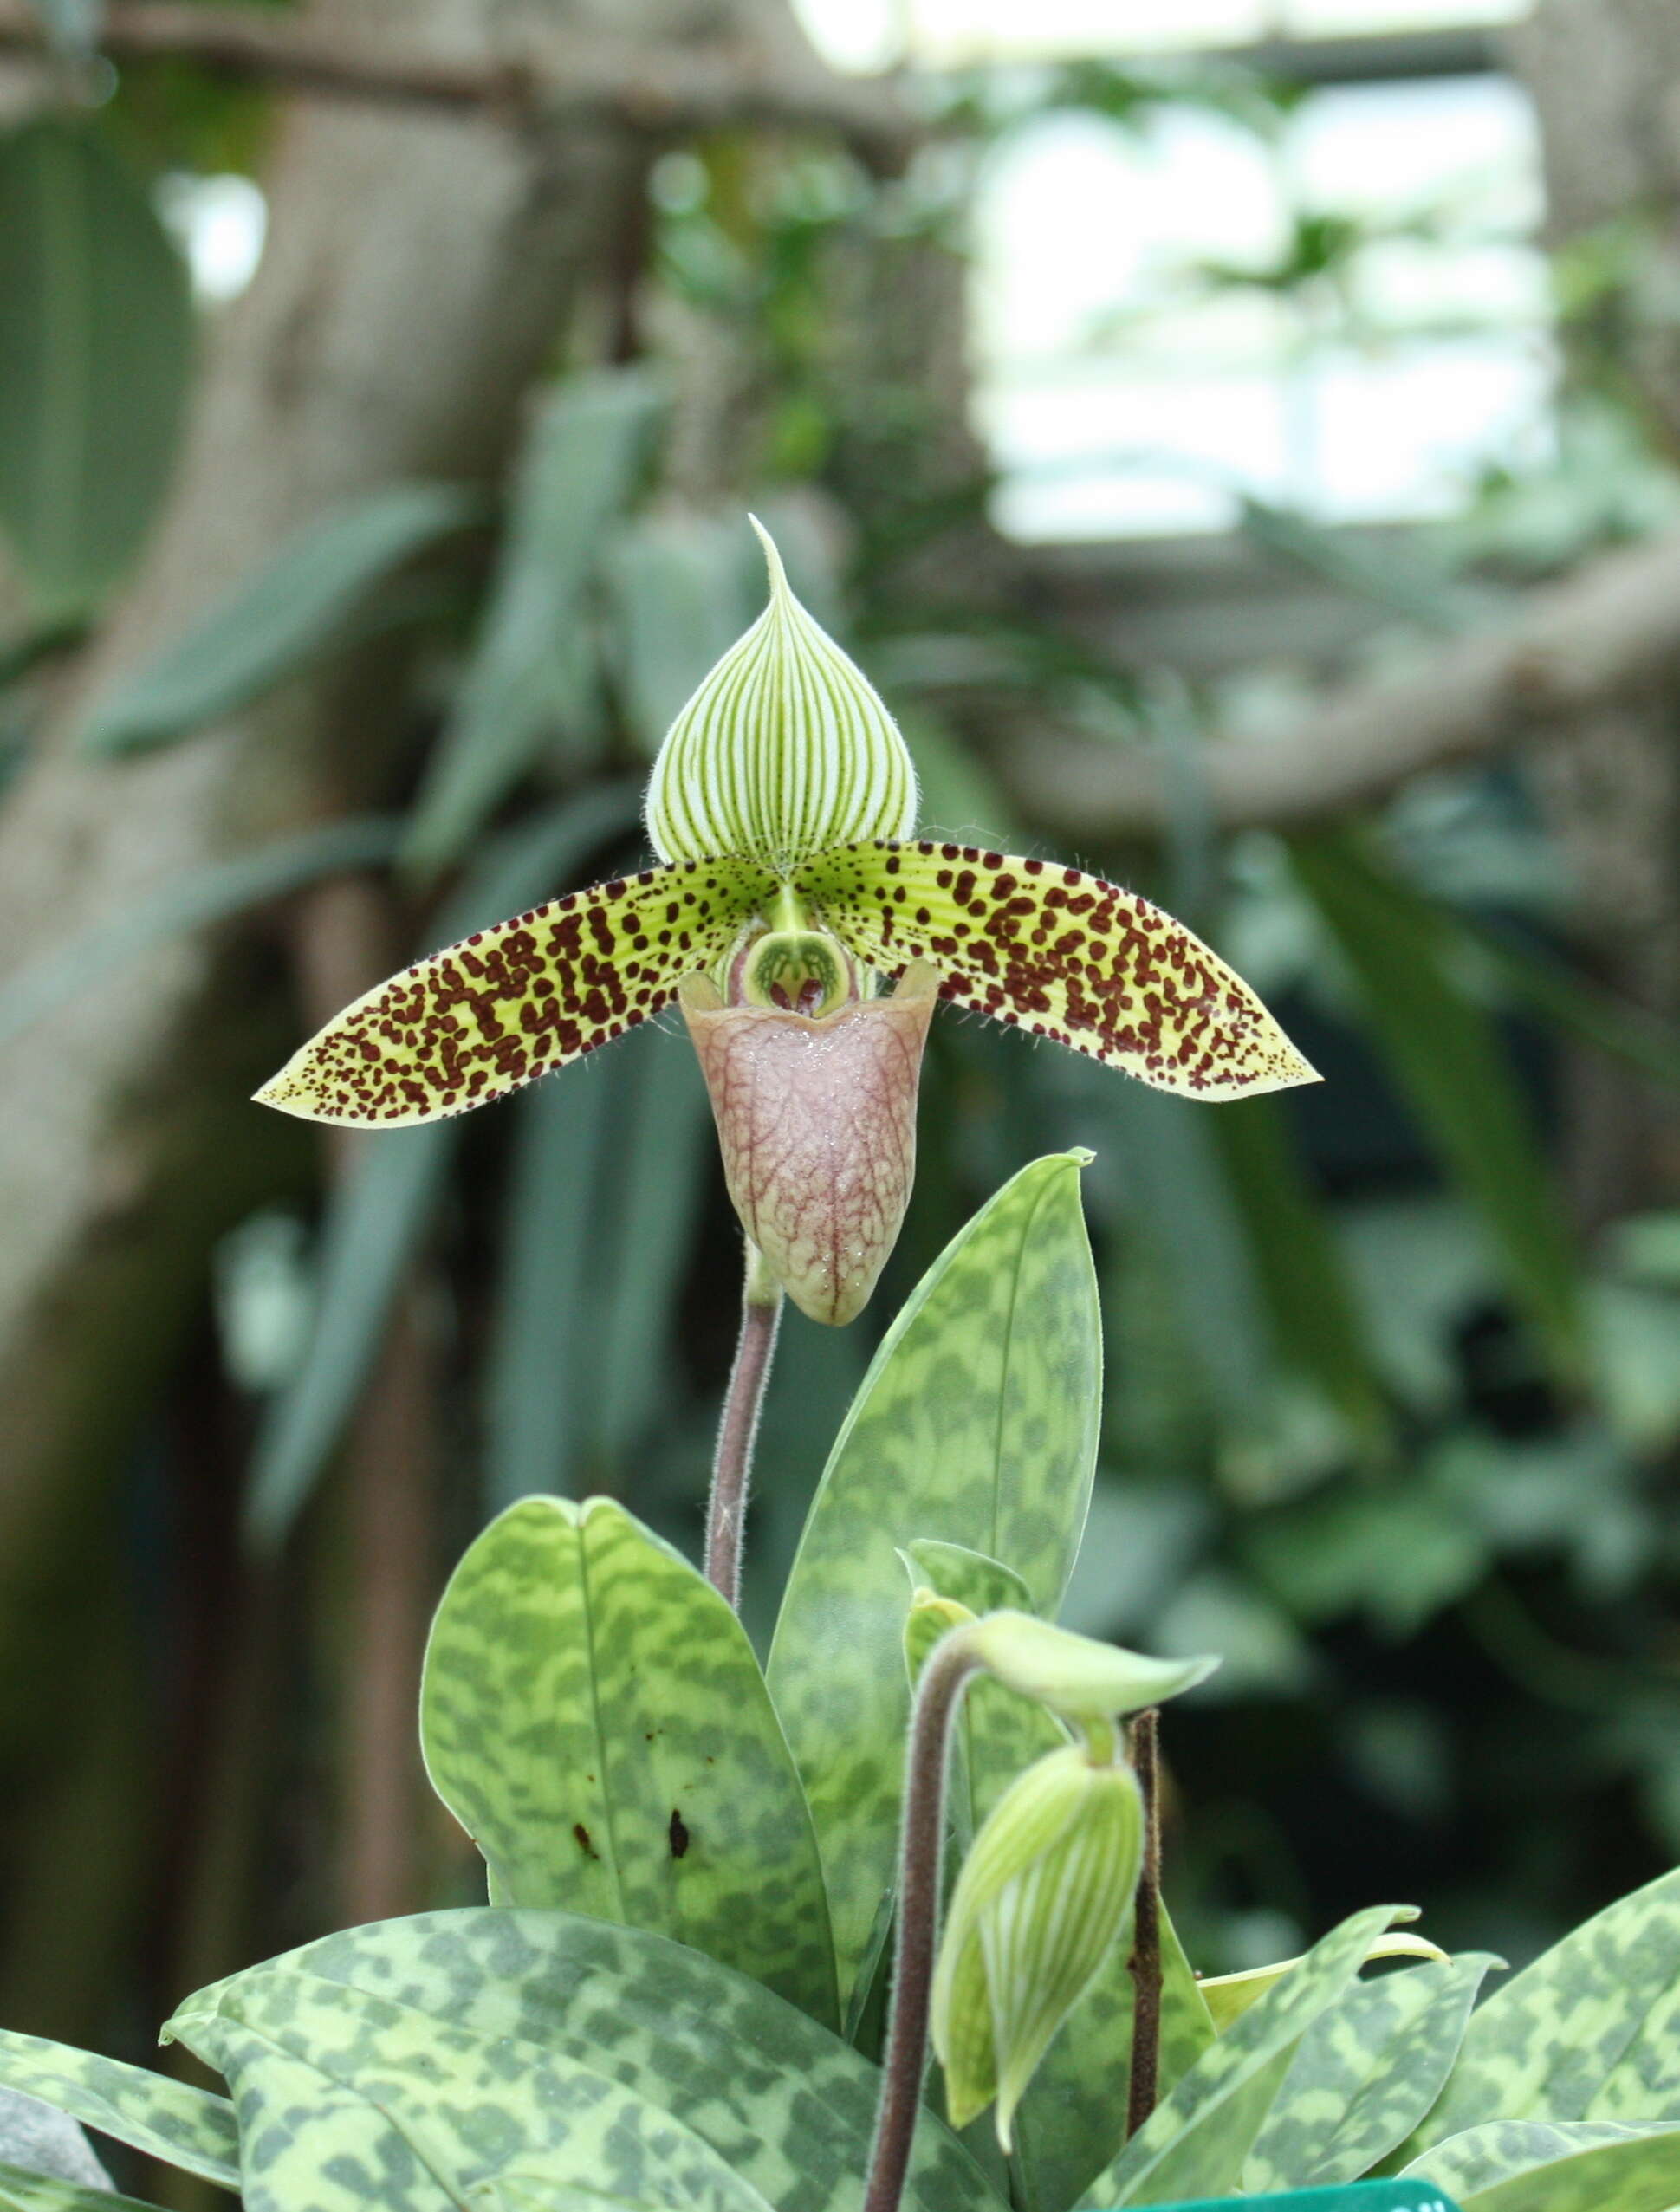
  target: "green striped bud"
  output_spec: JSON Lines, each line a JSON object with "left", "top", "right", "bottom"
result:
{"left": 931, "top": 1742, "right": 1145, "bottom": 2148}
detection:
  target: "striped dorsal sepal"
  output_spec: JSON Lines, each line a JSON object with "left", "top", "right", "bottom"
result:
{"left": 644, "top": 518, "right": 918, "bottom": 877}
{"left": 256, "top": 854, "right": 774, "bottom": 1126}
{"left": 795, "top": 840, "right": 1320, "bottom": 1099}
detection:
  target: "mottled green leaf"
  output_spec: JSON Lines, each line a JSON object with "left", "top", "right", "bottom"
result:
{"left": 404, "top": 369, "right": 662, "bottom": 873}
{"left": 81, "top": 484, "right": 475, "bottom": 754}
{"left": 169, "top": 1909, "right": 1006, "bottom": 2212}
{"left": 0, "top": 2159, "right": 155, "bottom": 2212}
{"left": 768, "top": 1153, "right": 1101, "bottom": 2008}
{"left": 1410, "top": 2119, "right": 1680, "bottom": 2212}
{"left": 1246, "top": 1955, "right": 1500, "bottom": 2191}
{"left": 1404, "top": 1866, "right": 1680, "bottom": 2155}
{"left": 420, "top": 1496, "right": 839, "bottom": 2027}
{"left": 1080, "top": 1905, "right": 1413, "bottom": 2207}
{"left": 176, "top": 1978, "right": 770, "bottom": 2212}
{"left": 0, "top": 2032, "right": 237, "bottom": 2189}
{"left": 0, "top": 119, "right": 191, "bottom": 614}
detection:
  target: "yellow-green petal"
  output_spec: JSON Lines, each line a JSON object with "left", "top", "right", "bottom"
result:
{"left": 795, "top": 840, "right": 1319, "bottom": 1099}
{"left": 644, "top": 519, "right": 918, "bottom": 875}
{"left": 256, "top": 854, "right": 773, "bottom": 1125}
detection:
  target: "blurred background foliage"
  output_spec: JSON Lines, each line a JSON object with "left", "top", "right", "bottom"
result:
{"left": 3, "top": 0, "right": 1680, "bottom": 2133}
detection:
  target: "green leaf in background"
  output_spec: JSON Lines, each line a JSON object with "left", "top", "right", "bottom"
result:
{"left": 1401, "top": 1866, "right": 1680, "bottom": 2155}
{"left": 768, "top": 1153, "right": 1101, "bottom": 2012}
{"left": 1245, "top": 1955, "right": 1500, "bottom": 2191}
{"left": 1287, "top": 830, "right": 1582, "bottom": 1379}
{"left": 0, "top": 2163, "right": 158, "bottom": 2212}
{"left": 483, "top": 1019, "right": 711, "bottom": 1507}
{"left": 0, "top": 816, "right": 404, "bottom": 1049}
{"left": 604, "top": 510, "right": 762, "bottom": 756}
{"left": 0, "top": 2030, "right": 237, "bottom": 2189}
{"left": 243, "top": 782, "right": 638, "bottom": 1549}
{"left": 419, "top": 1495, "right": 840, "bottom": 2027}
{"left": 1409, "top": 2120, "right": 1680, "bottom": 2212}
{"left": 1208, "top": 1094, "right": 1388, "bottom": 1450}
{"left": 1080, "top": 1904, "right": 1415, "bottom": 2208}
{"left": 1238, "top": 495, "right": 1487, "bottom": 637}
{"left": 403, "top": 368, "right": 665, "bottom": 873}
{"left": 0, "top": 119, "right": 191, "bottom": 614}
{"left": 483, "top": 1069, "right": 617, "bottom": 1511}
{"left": 80, "top": 483, "right": 477, "bottom": 754}
{"left": 167, "top": 1909, "right": 1005, "bottom": 2212}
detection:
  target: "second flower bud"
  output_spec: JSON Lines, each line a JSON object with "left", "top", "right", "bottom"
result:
{"left": 931, "top": 1739, "right": 1145, "bottom": 2150}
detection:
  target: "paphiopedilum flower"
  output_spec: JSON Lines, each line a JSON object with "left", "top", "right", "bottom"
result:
{"left": 257, "top": 520, "right": 1316, "bottom": 1322}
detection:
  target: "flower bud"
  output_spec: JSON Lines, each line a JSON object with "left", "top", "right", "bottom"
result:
{"left": 931, "top": 1742, "right": 1144, "bottom": 2148}
{"left": 961, "top": 1611, "right": 1218, "bottom": 1727}
{"left": 678, "top": 957, "right": 940, "bottom": 1327}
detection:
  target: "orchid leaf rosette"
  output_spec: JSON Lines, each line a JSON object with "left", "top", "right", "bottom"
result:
{"left": 258, "top": 519, "right": 1316, "bottom": 1322}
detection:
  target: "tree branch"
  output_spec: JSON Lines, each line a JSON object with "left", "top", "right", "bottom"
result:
{"left": 994, "top": 524, "right": 1680, "bottom": 838}
{"left": 0, "top": 2, "right": 914, "bottom": 161}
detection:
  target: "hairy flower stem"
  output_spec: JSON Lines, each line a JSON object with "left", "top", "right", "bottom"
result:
{"left": 865, "top": 1636, "right": 983, "bottom": 2212}
{"left": 704, "top": 1244, "right": 784, "bottom": 1609}
{"left": 1125, "top": 1708, "right": 1164, "bottom": 2138}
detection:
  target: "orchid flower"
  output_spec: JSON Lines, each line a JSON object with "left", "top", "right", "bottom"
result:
{"left": 257, "top": 519, "right": 1316, "bottom": 1325}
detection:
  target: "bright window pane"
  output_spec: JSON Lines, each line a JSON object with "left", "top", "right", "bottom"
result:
{"left": 795, "top": 0, "right": 1533, "bottom": 68}
{"left": 972, "top": 73, "right": 1554, "bottom": 539}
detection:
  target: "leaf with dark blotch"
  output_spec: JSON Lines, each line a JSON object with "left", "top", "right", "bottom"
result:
{"left": 420, "top": 1496, "right": 840, "bottom": 2029}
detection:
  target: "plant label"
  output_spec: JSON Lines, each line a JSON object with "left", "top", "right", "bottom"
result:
{"left": 1128, "top": 2187, "right": 1460, "bottom": 2212}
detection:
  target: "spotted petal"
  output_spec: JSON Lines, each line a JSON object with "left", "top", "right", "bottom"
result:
{"left": 795, "top": 840, "right": 1318, "bottom": 1099}
{"left": 256, "top": 855, "right": 774, "bottom": 1125}
{"left": 644, "top": 520, "right": 918, "bottom": 876}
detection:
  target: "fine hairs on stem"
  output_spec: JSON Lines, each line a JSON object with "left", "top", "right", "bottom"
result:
{"left": 1125, "top": 1707, "right": 1163, "bottom": 2138}
{"left": 863, "top": 1637, "right": 982, "bottom": 2212}
{"left": 704, "top": 1242, "right": 783, "bottom": 1610}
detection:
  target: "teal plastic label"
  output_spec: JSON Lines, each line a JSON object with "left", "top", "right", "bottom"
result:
{"left": 1139, "top": 2188, "right": 1459, "bottom": 2212}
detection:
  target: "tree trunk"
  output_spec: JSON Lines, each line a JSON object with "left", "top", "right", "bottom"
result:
{"left": 1509, "top": 0, "right": 1680, "bottom": 1229}
{"left": 0, "top": 0, "right": 834, "bottom": 1995}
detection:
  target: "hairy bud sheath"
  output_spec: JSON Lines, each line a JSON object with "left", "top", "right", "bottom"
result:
{"left": 678, "top": 958, "right": 940, "bottom": 1326}
{"left": 931, "top": 1742, "right": 1145, "bottom": 2148}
